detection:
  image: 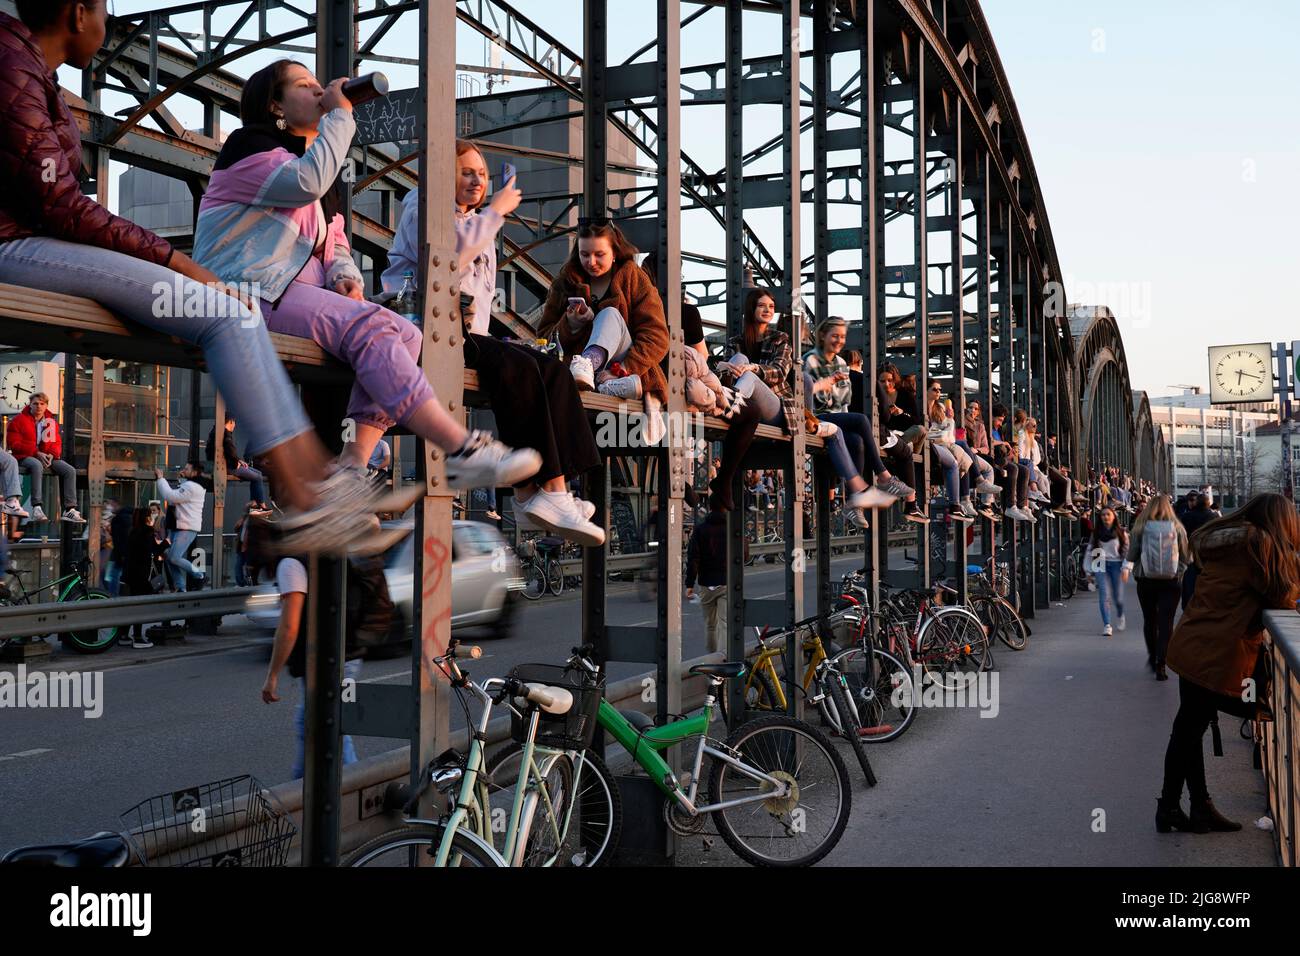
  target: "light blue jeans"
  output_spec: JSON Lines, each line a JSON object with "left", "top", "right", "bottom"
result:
{"left": 167, "top": 529, "right": 203, "bottom": 591}
{"left": 728, "top": 353, "right": 783, "bottom": 426}
{"left": 0, "top": 237, "right": 312, "bottom": 456}
{"left": 1096, "top": 559, "right": 1126, "bottom": 627}
{"left": 0, "top": 449, "right": 21, "bottom": 499}
{"left": 581, "top": 307, "right": 634, "bottom": 371}
{"left": 293, "top": 658, "right": 363, "bottom": 780}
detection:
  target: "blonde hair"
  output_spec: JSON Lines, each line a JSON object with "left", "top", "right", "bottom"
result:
{"left": 1131, "top": 494, "right": 1175, "bottom": 539}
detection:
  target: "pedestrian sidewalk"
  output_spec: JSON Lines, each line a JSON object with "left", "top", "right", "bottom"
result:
{"left": 677, "top": 578, "right": 1277, "bottom": 867}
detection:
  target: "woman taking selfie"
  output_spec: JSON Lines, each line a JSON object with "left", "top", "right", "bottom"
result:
{"left": 384, "top": 141, "right": 604, "bottom": 545}
{"left": 1157, "top": 493, "right": 1300, "bottom": 834}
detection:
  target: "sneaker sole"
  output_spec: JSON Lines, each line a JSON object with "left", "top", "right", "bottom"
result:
{"left": 446, "top": 449, "right": 542, "bottom": 490}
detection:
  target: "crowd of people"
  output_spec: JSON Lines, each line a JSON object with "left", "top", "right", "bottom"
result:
{"left": 2, "top": 3, "right": 1297, "bottom": 802}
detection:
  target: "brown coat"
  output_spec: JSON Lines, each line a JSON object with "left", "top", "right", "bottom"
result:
{"left": 1166, "top": 525, "right": 1299, "bottom": 698}
{"left": 539, "top": 259, "right": 670, "bottom": 405}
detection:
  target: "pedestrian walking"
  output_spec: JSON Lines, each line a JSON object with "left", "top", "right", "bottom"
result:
{"left": 1157, "top": 493, "right": 1300, "bottom": 834}
{"left": 1125, "top": 495, "right": 1191, "bottom": 680}
{"left": 1090, "top": 505, "right": 1128, "bottom": 637}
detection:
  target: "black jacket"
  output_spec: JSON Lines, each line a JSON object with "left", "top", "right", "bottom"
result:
{"left": 686, "top": 512, "right": 728, "bottom": 589}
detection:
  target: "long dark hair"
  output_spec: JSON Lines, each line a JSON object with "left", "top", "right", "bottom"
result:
{"left": 1193, "top": 493, "right": 1300, "bottom": 604}
{"left": 741, "top": 289, "right": 777, "bottom": 357}
{"left": 240, "top": 59, "right": 305, "bottom": 126}
{"left": 558, "top": 221, "right": 640, "bottom": 284}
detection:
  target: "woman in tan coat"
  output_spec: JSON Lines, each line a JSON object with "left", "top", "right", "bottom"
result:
{"left": 1157, "top": 493, "right": 1300, "bottom": 834}
{"left": 538, "top": 221, "right": 669, "bottom": 410}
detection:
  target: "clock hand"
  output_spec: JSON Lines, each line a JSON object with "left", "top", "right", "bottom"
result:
{"left": 1236, "top": 369, "right": 1243, "bottom": 386}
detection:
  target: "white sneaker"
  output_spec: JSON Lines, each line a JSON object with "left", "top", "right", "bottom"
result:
{"left": 596, "top": 374, "right": 642, "bottom": 400}
{"left": 275, "top": 469, "right": 421, "bottom": 555}
{"left": 1118, "top": 614, "right": 1126, "bottom": 632}
{"left": 815, "top": 421, "right": 840, "bottom": 439}
{"left": 61, "top": 507, "right": 86, "bottom": 524}
{"left": 521, "top": 490, "right": 605, "bottom": 547}
{"left": 31, "top": 504, "right": 48, "bottom": 522}
{"left": 570, "top": 354, "right": 596, "bottom": 390}
{"left": 445, "top": 431, "right": 542, "bottom": 489}
{"left": 1102, "top": 624, "right": 1113, "bottom": 637}
{"left": 848, "top": 486, "right": 896, "bottom": 510}
{"left": 515, "top": 492, "right": 594, "bottom": 531}
{"left": 976, "top": 480, "right": 1001, "bottom": 495}
{"left": 2, "top": 497, "right": 27, "bottom": 518}
{"left": 1005, "top": 506, "right": 1029, "bottom": 522}
{"left": 959, "top": 498, "right": 978, "bottom": 518}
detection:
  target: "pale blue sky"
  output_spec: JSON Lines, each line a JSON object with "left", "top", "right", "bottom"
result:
{"left": 101, "top": 1, "right": 1298, "bottom": 396}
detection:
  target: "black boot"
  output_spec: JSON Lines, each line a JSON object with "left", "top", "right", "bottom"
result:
{"left": 1155, "top": 796, "right": 1193, "bottom": 833}
{"left": 1188, "top": 798, "right": 1241, "bottom": 833}
{"left": 1155, "top": 663, "right": 1168, "bottom": 681}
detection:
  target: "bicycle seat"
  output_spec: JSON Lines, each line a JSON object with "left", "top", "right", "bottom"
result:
{"left": 688, "top": 661, "right": 746, "bottom": 680}
{"left": 1, "top": 832, "right": 129, "bottom": 867}
{"left": 535, "top": 536, "right": 564, "bottom": 552}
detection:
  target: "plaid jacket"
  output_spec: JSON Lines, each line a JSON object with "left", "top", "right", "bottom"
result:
{"left": 723, "top": 329, "right": 799, "bottom": 435}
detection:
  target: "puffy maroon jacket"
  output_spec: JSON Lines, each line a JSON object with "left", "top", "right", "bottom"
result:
{"left": 6, "top": 406, "right": 61, "bottom": 460}
{"left": 0, "top": 13, "right": 172, "bottom": 264}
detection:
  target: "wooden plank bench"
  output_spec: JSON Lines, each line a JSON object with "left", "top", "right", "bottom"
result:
{"left": 0, "top": 283, "right": 818, "bottom": 448}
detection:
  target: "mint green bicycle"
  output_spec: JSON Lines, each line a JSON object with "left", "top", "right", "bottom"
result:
{"left": 345, "top": 642, "right": 621, "bottom": 867}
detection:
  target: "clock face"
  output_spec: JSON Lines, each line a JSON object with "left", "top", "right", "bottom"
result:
{"left": 1209, "top": 344, "right": 1272, "bottom": 403}
{"left": 1, "top": 365, "right": 36, "bottom": 411}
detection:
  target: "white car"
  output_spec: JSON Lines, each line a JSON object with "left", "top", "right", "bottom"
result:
{"left": 245, "top": 521, "right": 524, "bottom": 644}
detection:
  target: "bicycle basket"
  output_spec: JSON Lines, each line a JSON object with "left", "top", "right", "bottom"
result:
{"left": 516, "top": 538, "right": 536, "bottom": 560}
{"left": 506, "top": 663, "right": 604, "bottom": 750}
{"left": 120, "top": 775, "right": 296, "bottom": 867}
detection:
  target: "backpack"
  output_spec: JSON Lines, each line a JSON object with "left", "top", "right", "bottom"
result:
{"left": 1140, "top": 520, "right": 1179, "bottom": 580}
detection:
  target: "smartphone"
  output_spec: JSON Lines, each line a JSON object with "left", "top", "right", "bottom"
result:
{"left": 499, "top": 161, "right": 517, "bottom": 189}
{"left": 567, "top": 296, "right": 587, "bottom": 311}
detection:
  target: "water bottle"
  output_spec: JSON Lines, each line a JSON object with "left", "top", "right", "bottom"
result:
{"left": 393, "top": 272, "right": 420, "bottom": 326}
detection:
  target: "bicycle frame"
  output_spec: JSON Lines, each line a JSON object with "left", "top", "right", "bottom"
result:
{"left": 425, "top": 677, "right": 580, "bottom": 867}
{"left": 744, "top": 627, "right": 833, "bottom": 711}
{"left": 595, "top": 693, "right": 792, "bottom": 817}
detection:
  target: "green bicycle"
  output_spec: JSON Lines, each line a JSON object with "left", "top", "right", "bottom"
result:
{"left": 0, "top": 557, "right": 121, "bottom": 654}
{"left": 566, "top": 644, "right": 852, "bottom": 867}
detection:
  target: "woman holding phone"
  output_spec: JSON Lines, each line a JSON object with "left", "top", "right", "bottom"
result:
{"left": 383, "top": 140, "right": 604, "bottom": 546}
{"left": 539, "top": 221, "right": 670, "bottom": 415}
{"left": 802, "top": 317, "right": 912, "bottom": 506}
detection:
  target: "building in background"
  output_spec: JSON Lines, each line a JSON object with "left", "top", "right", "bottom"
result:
{"left": 1150, "top": 388, "right": 1277, "bottom": 508}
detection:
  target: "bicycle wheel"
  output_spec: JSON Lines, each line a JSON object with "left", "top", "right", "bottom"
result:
{"left": 60, "top": 587, "right": 122, "bottom": 654}
{"left": 486, "top": 744, "right": 621, "bottom": 866}
{"left": 707, "top": 714, "right": 851, "bottom": 867}
{"left": 546, "top": 558, "right": 565, "bottom": 597}
{"left": 833, "top": 646, "right": 917, "bottom": 744}
{"left": 717, "top": 666, "right": 781, "bottom": 725}
{"left": 989, "top": 597, "right": 1029, "bottom": 651}
{"left": 521, "top": 559, "right": 547, "bottom": 600}
{"left": 916, "top": 607, "right": 988, "bottom": 690}
{"left": 511, "top": 753, "right": 574, "bottom": 867}
{"left": 823, "top": 671, "right": 877, "bottom": 788}
{"left": 345, "top": 822, "right": 503, "bottom": 867}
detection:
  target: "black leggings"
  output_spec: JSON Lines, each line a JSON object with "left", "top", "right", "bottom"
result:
{"left": 466, "top": 335, "right": 600, "bottom": 485}
{"left": 1137, "top": 577, "right": 1180, "bottom": 665}
{"left": 1162, "top": 676, "right": 1255, "bottom": 804}
{"left": 709, "top": 399, "right": 764, "bottom": 509}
